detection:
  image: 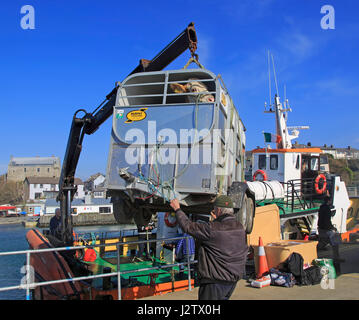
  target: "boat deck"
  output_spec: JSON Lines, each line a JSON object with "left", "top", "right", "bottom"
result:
{"left": 82, "top": 254, "right": 192, "bottom": 290}
{"left": 256, "top": 199, "right": 321, "bottom": 219}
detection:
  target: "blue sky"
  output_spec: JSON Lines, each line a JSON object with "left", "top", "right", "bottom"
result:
{"left": 0, "top": 0, "right": 358, "bottom": 180}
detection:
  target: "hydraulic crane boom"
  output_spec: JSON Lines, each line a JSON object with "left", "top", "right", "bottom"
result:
{"left": 57, "top": 23, "right": 198, "bottom": 245}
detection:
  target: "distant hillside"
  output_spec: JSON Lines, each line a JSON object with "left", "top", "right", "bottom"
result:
{"left": 328, "top": 158, "right": 359, "bottom": 186}
{"left": 0, "top": 174, "right": 24, "bottom": 205}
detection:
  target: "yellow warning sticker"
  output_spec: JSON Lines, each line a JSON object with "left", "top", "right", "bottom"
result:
{"left": 125, "top": 108, "right": 148, "bottom": 123}
{"left": 221, "top": 92, "right": 227, "bottom": 107}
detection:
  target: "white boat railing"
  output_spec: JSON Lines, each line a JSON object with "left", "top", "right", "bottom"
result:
{"left": 0, "top": 235, "right": 196, "bottom": 300}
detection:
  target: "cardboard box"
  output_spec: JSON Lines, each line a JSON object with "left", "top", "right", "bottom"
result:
{"left": 247, "top": 204, "right": 318, "bottom": 271}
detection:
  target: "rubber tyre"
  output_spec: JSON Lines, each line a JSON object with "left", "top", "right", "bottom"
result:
{"left": 245, "top": 195, "right": 255, "bottom": 234}
{"left": 237, "top": 194, "right": 254, "bottom": 234}
{"left": 112, "top": 197, "right": 135, "bottom": 224}
{"left": 236, "top": 194, "right": 247, "bottom": 230}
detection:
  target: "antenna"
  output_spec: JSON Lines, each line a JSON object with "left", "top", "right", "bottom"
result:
{"left": 267, "top": 50, "right": 271, "bottom": 108}
{"left": 271, "top": 54, "right": 279, "bottom": 95}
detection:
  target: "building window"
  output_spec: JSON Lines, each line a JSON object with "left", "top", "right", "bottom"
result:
{"left": 40, "top": 184, "right": 43, "bottom": 188}
{"left": 258, "top": 155, "right": 266, "bottom": 170}
{"left": 24, "top": 168, "right": 26, "bottom": 172}
{"left": 37, "top": 168, "right": 40, "bottom": 173}
{"left": 35, "top": 193, "right": 42, "bottom": 199}
{"left": 270, "top": 155, "right": 278, "bottom": 170}
{"left": 47, "top": 168, "right": 50, "bottom": 172}
{"left": 99, "top": 207, "right": 111, "bottom": 214}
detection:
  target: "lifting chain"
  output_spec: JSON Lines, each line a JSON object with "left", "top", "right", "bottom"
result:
{"left": 183, "top": 52, "right": 204, "bottom": 69}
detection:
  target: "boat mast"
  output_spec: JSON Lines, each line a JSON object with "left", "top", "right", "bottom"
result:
{"left": 265, "top": 52, "right": 308, "bottom": 149}
{"left": 274, "top": 94, "right": 292, "bottom": 149}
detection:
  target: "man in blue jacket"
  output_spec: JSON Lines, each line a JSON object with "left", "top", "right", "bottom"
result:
{"left": 170, "top": 195, "right": 248, "bottom": 300}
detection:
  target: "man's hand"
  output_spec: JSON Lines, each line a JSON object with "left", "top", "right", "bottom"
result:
{"left": 170, "top": 198, "right": 180, "bottom": 211}
{"left": 210, "top": 211, "right": 217, "bottom": 221}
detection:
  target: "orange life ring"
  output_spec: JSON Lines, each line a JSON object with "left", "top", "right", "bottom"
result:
{"left": 253, "top": 169, "right": 268, "bottom": 181}
{"left": 164, "top": 212, "right": 177, "bottom": 228}
{"left": 314, "top": 174, "right": 327, "bottom": 194}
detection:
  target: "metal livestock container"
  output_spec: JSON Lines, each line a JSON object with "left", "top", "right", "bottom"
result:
{"left": 105, "top": 68, "right": 252, "bottom": 227}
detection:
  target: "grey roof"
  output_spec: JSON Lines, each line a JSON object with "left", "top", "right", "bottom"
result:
{"left": 86, "top": 173, "right": 105, "bottom": 182}
{"left": 9, "top": 156, "right": 60, "bottom": 166}
{"left": 25, "top": 177, "right": 83, "bottom": 185}
{"left": 334, "top": 148, "right": 359, "bottom": 152}
{"left": 45, "top": 197, "right": 111, "bottom": 207}
{"left": 313, "top": 146, "right": 359, "bottom": 153}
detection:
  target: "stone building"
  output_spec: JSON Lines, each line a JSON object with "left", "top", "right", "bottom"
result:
{"left": 7, "top": 156, "right": 61, "bottom": 182}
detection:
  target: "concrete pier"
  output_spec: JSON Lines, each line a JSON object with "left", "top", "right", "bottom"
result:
{"left": 38, "top": 213, "right": 118, "bottom": 227}
{"left": 141, "top": 242, "right": 359, "bottom": 300}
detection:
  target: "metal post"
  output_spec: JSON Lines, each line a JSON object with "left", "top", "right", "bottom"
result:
{"left": 117, "top": 244, "right": 122, "bottom": 300}
{"left": 146, "top": 229, "right": 150, "bottom": 258}
{"left": 186, "top": 236, "right": 192, "bottom": 291}
{"left": 291, "top": 181, "right": 294, "bottom": 212}
{"left": 171, "top": 246, "right": 175, "bottom": 291}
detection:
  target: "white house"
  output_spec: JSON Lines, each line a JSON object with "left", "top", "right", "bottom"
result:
{"left": 44, "top": 197, "right": 113, "bottom": 215}
{"left": 84, "top": 173, "right": 106, "bottom": 194}
{"left": 24, "top": 177, "right": 85, "bottom": 201}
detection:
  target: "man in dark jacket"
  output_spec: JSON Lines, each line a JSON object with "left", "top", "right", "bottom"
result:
{"left": 317, "top": 196, "right": 344, "bottom": 263}
{"left": 49, "top": 208, "right": 61, "bottom": 238}
{"left": 170, "top": 195, "right": 248, "bottom": 300}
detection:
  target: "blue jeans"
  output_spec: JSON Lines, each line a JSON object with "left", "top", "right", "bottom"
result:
{"left": 317, "top": 228, "right": 341, "bottom": 249}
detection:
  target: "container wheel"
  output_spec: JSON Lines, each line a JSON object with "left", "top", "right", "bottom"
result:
{"left": 245, "top": 195, "right": 255, "bottom": 234}
{"left": 112, "top": 197, "right": 135, "bottom": 224}
{"left": 237, "top": 194, "right": 255, "bottom": 234}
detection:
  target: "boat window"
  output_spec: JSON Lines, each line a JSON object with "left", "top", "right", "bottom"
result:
{"left": 270, "top": 155, "right": 278, "bottom": 170}
{"left": 295, "top": 155, "right": 300, "bottom": 169}
{"left": 310, "top": 157, "right": 319, "bottom": 171}
{"left": 320, "top": 155, "right": 329, "bottom": 165}
{"left": 258, "top": 155, "right": 266, "bottom": 170}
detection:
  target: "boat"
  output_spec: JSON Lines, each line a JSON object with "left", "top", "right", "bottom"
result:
{"left": 26, "top": 222, "right": 195, "bottom": 300}
{"left": 247, "top": 53, "right": 351, "bottom": 240}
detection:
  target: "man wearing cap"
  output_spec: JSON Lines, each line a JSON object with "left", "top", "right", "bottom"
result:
{"left": 170, "top": 195, "right": 248, "bottom": 300}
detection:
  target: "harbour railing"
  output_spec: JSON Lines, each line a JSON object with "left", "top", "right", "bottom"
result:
{"left": 0, "top": 235, "right": 196, "bottom": 300}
